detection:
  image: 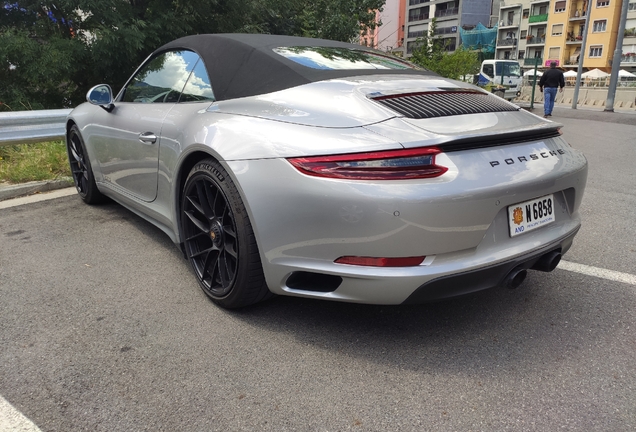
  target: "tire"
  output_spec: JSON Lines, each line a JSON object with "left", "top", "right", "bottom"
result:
{"left": 181, "top": 159, "right": 271, "bottom": 308}
{"left": 67, "top": 125, "right": 106, "bottom": 204}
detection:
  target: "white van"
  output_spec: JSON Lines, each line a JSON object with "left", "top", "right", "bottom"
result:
{"left": 476, "top": 60, "right": 522, "bottom": 100}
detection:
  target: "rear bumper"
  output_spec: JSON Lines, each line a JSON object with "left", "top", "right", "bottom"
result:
{"left": 402, "top": 228, "right": 577, "bottom": 304}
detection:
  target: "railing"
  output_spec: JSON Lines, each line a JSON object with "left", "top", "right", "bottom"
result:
{"left": 526, "top": 36, "right": 546, "bottom": 44}
{"left": 569, "top": 10, "right": 587, "bottom": 20}
{"left": 621, "top": 55, "right": 636, "bottom": 63}
{"left": 528, "top": 13, "right": 548, "bottom": 23}
{"left": 497, "top": 38, "right": 518, "bottom": 46}
{"left": 434, "top": 26, "right": 457, "bottom": 35}
{"left": 408, "top": 13, "right": 429, "bottom": 22}
{"left": 0, "top": 109, "right": 71, "bottom": 146}
{"left": 435, "top": 7, "right": 458, "bottom": 18}
{"left": 524, "top": 57, "right": 543, "bottom": 66}
{"left": 409, "top": 0, "right": 429, "bottom": 5}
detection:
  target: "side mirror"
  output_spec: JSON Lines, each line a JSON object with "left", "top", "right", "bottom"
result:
{"left": 86, "top": 84, "right": 114, "bottom": 112}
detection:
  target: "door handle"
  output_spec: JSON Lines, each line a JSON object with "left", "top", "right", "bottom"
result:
{"left": 138, "top": 132, "right": 157, "bottom": 144}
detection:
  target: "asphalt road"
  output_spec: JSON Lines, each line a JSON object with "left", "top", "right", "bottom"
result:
{"left": 1, "top": 111, "right": 635, "bottom": 431}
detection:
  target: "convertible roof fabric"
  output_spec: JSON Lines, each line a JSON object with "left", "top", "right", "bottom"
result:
{"left": 155, "top": 34, "right": 435, "bottom": 101}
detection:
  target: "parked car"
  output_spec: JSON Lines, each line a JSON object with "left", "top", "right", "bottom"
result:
{"left": 66, "top": 34, "right": 588, "bottom": 308}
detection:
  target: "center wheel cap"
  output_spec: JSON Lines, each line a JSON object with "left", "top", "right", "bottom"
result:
{"left": 210, "top": 221, "right": 223, "bottom": 244}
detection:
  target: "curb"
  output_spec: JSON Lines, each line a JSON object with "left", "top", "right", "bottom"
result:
{"left": 0, "top": 177, "right": 74, "bottom": 201}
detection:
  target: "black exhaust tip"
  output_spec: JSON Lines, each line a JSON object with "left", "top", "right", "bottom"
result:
{"left": 504, "top": 268, "right": 527, "bottom": 289}
{"left": 531, "top": 251, "right": 562, "bottom": 272}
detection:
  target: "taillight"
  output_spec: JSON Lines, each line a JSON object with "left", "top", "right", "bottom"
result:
{"left": 287, "top": 147, "right": 448, "bottom": 180}
{"left": 335, "top": 256, "right": 426, "bottom": 267}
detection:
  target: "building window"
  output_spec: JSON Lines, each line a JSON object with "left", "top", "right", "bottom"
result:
{"left": 589, "top": 46, "right": 603, "bottom": 57}
{"left": 555, "top": 1, "right": 566, "bottom": 12}
{"left": 593, "top": 20, "right": 607, "bottom": 32}
{"left": 518, "top": 51, "right": 525, "bottom": 59}
{"left": 523, "top": 9, "right": 529, "bottom": 18}
{"left": 549, "top": 47, "right": 561, "bottom": 59}
{"left": 596, "top": 0, "right": 609, "bottom": 6}
{"left": 552, "top": 24, "right": 564, "bottom": 36}
{"left": 521, "top": 30, "right": 527, "bottom": 38}
{"left": 629, "top": 1, "right": 636, "bottom": 11}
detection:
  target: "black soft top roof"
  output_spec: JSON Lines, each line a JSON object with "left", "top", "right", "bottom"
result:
{"left": 155, "top": 34, "right": 435, "bottom": 101}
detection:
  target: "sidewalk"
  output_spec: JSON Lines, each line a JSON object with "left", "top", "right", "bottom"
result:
{"left": 517, "top": 101, "right": 636, "bottom": 125}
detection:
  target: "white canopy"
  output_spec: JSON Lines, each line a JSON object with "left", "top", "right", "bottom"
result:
{"left": 618, "top": 69, "right": 636, "bottom": 78}
{"left": 581, "top": 68, "right": 609, "bottom": 78}
{"left": 524, "top": 69, "right": 543, "bottom": 76}
{"left": 563, "top": 70, "right": 578, "bottom": 77}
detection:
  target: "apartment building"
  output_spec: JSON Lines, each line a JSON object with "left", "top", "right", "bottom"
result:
{"left": 495, "top": 0, "right": 633, "bottom": 72}
{"left": 544, "top": 0, "right": 623, "bottom": 71}
{"left": 623, "top": 0, "right": 636, "bottom": 70}
{"left": 404, "top": 0, "right": 493, "bottom": 56}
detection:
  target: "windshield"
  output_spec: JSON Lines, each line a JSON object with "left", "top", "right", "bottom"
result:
{"left": 273, "top": 46, "right": 423, "bottom": 70}
{"left": 495, "top": 62, "right": 521, "bottom": 78}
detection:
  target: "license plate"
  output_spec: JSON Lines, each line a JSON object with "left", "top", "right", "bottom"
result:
{"left": 508, "top": 194, "right": 555, "bottom": 237}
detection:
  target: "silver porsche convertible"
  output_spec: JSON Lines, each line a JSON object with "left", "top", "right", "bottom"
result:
{"left": 66, "top": 34, "right": 588, "bottom": 308}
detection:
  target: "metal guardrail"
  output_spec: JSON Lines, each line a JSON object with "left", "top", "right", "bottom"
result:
{"left": 0, "top": 109, "right": 72, "bottom": 146}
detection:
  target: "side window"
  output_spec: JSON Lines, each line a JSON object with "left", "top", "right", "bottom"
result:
{"left": 483, "top": 64, "right": 494, "bottom": 78}
{"left": 179, "top": 59, "right": 216, "bottom": 103}
{"left": 121, "top": 50, "right": 200, "bottom": 103}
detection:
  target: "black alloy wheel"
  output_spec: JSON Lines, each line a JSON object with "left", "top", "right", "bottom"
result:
{"left": 67, "top": 125, "right": 105, "bottom": 204}
{"left": 181, "top": 159, "right": 270, "bottom": 308}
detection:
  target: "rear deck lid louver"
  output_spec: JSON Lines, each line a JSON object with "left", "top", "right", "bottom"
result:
{"left": 371, "top": 89, "right": 520, "bottom": 119}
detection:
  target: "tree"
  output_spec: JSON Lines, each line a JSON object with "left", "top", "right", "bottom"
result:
{"left": 0, "top": 0, "right": 385, "bottom": 111}
{"left": 410, "top": 19, "right": 479, "bottom": 81}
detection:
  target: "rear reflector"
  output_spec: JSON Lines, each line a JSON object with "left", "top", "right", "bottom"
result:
{"left": 335, "top": 256, "right": 426, "bottom": 267}
{"left": 288, "top": 147, "right": 447, "bottom": 180}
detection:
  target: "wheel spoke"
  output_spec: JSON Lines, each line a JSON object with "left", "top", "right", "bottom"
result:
{"left": 218, "top": 252, "right": 230, "bottom": 288}
{"left": 224, "top": 241, "right": 238, "bottom": 259}
{"left": 204, "top": 181, "right": 219, "bottom": 217}
{"left": 184, "top": 210, "right": 209, "bottom": 233}
{"left": 70, "top": 138, "right": 82, "bottom": 161}
{"left": 185, "top": 231, "right": 208, "bottom": 242}
{"left": 223, "top": 224, "right": 236, "bottom": 240}
{"left": 202, "top": 248, "right": 220, "bottom": 277}
{"left": 186, "top": 195, "right": 207, "bottom": 219}
{"left": 189, "top": 244, "right": 217, "bottom": 260}
{"left": 195, "top": 181, "right": 214, "bottom": 220}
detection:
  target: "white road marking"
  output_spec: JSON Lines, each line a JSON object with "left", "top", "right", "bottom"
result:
{"left": 0, "top": 395, "right": 42, "bottom": 432}
{"left": 0, "top": 187, "right": 76, "bottom": 210}
{"left": 559, "top": 260, "right": 636, "bottom": 286}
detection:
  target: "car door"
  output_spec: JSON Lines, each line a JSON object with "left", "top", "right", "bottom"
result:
{"left": 88, "top": 50, "right": 200, "bottom": 202}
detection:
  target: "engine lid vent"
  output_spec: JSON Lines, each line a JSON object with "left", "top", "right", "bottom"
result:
{"left": 372, "top": 90, "right": 520, "bottom": 119}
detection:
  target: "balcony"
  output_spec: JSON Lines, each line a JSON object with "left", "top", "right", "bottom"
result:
{"left": 435, "top": 7, "right": 458, "bottom": 18}
{"left": 408, "top": 13, "right": 429, "bottom": 22}
{"left": 408, "top": 30, "right": 427, "bottom": 38}
{"left": 498, "top": 38, "right": 518, "bottom": 47}
{"left": 621, "top": 54, "right": 636, "bottom": 64}
{"left": 524, "top": 57, "right": 543, "bottom": 66}
{"left": 526, "top": 36, "right": 546, "bottom": 45}
{"left": 409, "top": 0, "right": 429, "bottom": 5}
{"left": 528, "top": 13, "right": 548, "bottom": 23}
{"left": 569, "top": 10, "right": 587, "bottom": 21}
{"left": 434, "top": 26, "right": 458, "bottom": 35}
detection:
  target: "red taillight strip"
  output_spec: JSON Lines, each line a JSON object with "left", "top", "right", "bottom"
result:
{"left": 335, "top": 256, "right": 426, "bottom": 267}
{"left": 288, "top": 147, "right": 448, "bottom": 180}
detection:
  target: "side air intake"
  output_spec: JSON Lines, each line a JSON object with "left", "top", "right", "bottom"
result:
{"left": 372, "top": 90, "right": 520, "bottom": 119}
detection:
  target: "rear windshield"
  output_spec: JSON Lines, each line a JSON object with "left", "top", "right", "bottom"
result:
{"left": 273, "top": 46, "right": 422, "bottom": 71}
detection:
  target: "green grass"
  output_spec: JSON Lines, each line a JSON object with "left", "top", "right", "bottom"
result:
{"left": 0, "top": 141, "right": 71, "bottom": 184}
